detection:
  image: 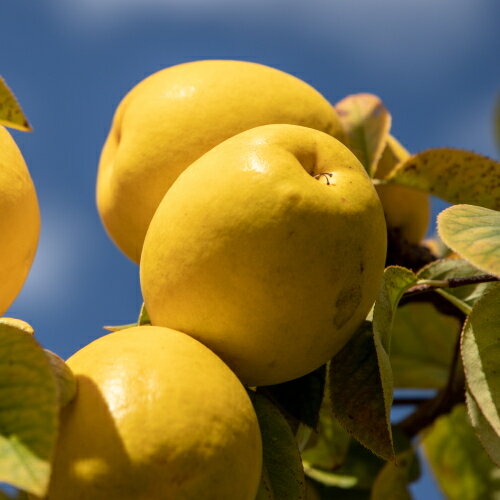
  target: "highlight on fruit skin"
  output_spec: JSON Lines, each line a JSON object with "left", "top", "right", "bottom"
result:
{"left": 140, "top": 124, "right": 387, "bottom": 387}
{"left": 374, "top": 135, "right": 430, "bottom": 244}
{"left": 0, "top": 125, "right": 40, "bottom": 316}
{"left": 45, "top": 326, "right": 262, "bottom": 500}
{"left": 97, "top": 59, "right": 345, "bottom": 263}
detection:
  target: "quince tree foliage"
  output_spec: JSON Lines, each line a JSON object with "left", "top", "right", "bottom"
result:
{"left": 1, "top": 79, "right": 500, "bottom": 500}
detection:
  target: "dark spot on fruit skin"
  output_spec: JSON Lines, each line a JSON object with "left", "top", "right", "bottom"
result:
{"left": 334, "top": 284, "right": 362, "bottom": 329}
{"left": 360, "top": 262, "right": 364, "bottom": 273}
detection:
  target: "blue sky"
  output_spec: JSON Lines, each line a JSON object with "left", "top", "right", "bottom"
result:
{"left": 2, "top": 0, "right": 499, "bottom": 498}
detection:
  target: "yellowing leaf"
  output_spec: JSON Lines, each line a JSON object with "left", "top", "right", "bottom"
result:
{"left": 466, "top": 391, "right": 500, "bottom": 467}
{"left": 43, "top": 350, "right": 76, "bottom": 408}
{"left": 438, "top": 204, "right": 500, "bottom": 277}
{"left": 0, "top": 326, "right": 58, "bottom": 496}
{"left": 391, "top": 303, "right": 460, "bottom": 389}
{"left": 423, "top": 405, "right": 500, "bottom": 500}
{"left": 335, "top": 93, "right": 392, "bottom": 176}
{"left": 0, "top": 319, "right": 33, "bottom": 336}
{"left": 0, "top": 78, "right": 31, "bottom": 132}
{"left": 461, "top": 284, "right": 500, "bottom": 436}
{"left": 386, "top": 148, "right": 500, "bottom": 210}
{"left": 251, "top": 392, "right": 305, "bottom": 500}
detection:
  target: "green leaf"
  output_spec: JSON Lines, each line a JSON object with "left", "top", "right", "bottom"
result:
{"left": 104, "top": 303, "right": 151, "bottom": 332}
{"left": 0, "top": 78, "right": 31, "bottom": 132}
{"left": 438, "top": 204, "right": 500, "bottom": 277}
{"left": 260, "top": 365, "right": 326, "bottom": 429}
{"left": 461, "top": 284, "right": 500, "bottom": 436}
{"left": 390, "top": 303, "right": 460, "bottom": 388}
{"left": 423, "top": 405, "right": 500, "bottom": 500}
{"left": 329, "top": 322, "right": 394, "bottom": 461}
{"left": 43, "top": 350, "right": 76, "bottom": 408}
{"left": 386, "top": 148, "right": 500, "bottom": 210}
{"left": 418, "top": 258, "right": 496, "bottom": 307}
{"left": 373, "top": 266, "right": 418, "bottom": 350}
{"left": 103, "top": 322, "right": 137, "bottom": 332}
{"left": 466, "top": 391, "right": 500, "bottom": 467}
{"left": 137, "top": 303, "right": 151, "bottom": 326}
{"left": 335, "top": 93, "right": 392, "bottom": 176}
{"left": 0, "top": 325, "right": 58, "bottom": 496}
{"left": 251, "top": 392, "right": 305, "bottom": 500}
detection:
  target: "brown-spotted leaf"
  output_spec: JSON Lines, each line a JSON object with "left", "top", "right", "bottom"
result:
{"left": 423, "top": 405, "right": 500, "bottom": 500}
{"left": 466, "top": 391, "right": 500, "bottom": 467}
{"left": 335, "top": 93, "right": 392, "bottom": 176}
{"left": 0, "top": 78, "right": 31, "bottom": 132}
{"left": 461, "top": 284, "right": 500, "bottom": 435}
{"left": 385, "top": 148, "right": 500, "bottom": 210}
{"left": 0, "top": 324, "right": 58, "bottom": 496}
{"left": 438, "top": 204, "right": 500, "bottom": 277}
{"left": 329, "top": 321, "right": 394, "bottom": 461}
{"left": 251, "top": 392, "right": 305, "bottom": 500}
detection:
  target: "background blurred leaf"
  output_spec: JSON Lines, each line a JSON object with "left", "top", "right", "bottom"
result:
{"left": 260, "top": 365, "right": 326, "bottom": 430}
{"left": 386, "top": 148, "right": 500, "bottom": 210}
{"left": 461, "top": 284, "right": 500, "bottom": 436}
{"left": 466, "top": 391, "right": 500, "bottom": 467}
{"left": 418, "top": 258, "right": 496, "bottom": 307}
{"left": 0, "top": 326, "right": 58, "bottom": 496}
{"left": 390, "top": 303, "right": 460, "bottom": 389}
{"left": 251, "top": 392, "right": 305, "bottom": 500}
{"left": 304, "top": 430, "right": 384, "bottom": 491}
{"left": 329, "top": 322, "right": 394, "bottom": 461}
{"left": 335, "top": 93, "right": 391, "bottom": 176}
{"left": 370, "top": 448, "right": 416, "bottom": 500}
{"left": 422, "top": 405, "right": 500, "bottom": 500}
{"left": 0, "top": 77, "right": 31, "bottom": 131}
{"left": 438, "top": 204, "right": 500, "bottom": 277}
{"left": 302, "top": 403, "right": 351, "bottom": 474}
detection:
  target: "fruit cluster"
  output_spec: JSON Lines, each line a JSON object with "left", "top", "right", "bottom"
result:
{"left": 1, "top": 60, "right": 432, "bottom": 499}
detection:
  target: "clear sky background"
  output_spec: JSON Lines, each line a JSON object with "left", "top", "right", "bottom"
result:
{"left": 2, "top": 1, "right": 499, "bottom": 498}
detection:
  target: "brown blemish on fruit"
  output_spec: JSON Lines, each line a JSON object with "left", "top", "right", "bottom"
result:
{"left": 334, "top": 284, "right": 362, "bottom": 329}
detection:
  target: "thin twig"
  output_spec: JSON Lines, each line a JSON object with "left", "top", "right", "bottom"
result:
{"left": 405, "top": 274, "right": 499, "bottom": 298}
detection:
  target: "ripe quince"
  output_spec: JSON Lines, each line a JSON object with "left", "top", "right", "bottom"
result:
{"left": 140, "top": 124, "right": 387, "bottom": 386}
{"left": 0, "top": 126, "right": 40, "bottom": 315}
{"left": 46, "top": 326, "right": 262, "bottom": 499}
{"left": 97, "top": 60, "right": 344, "bottom": 262}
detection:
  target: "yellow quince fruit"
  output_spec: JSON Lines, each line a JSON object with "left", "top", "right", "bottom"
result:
{"left": 46, "top": 326, "right": 262, "bottom": 500}
{"left": 140, "top": 124, "right": 387, "bottom": 386}
{"left": 0, "top": 126, "right": 40, "bottom": 315}
{"left": 97, "top": 60, "right": 344, "bottom": 262}
{"left": 374, "top": 135, "right": 430, "bottom": 244}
